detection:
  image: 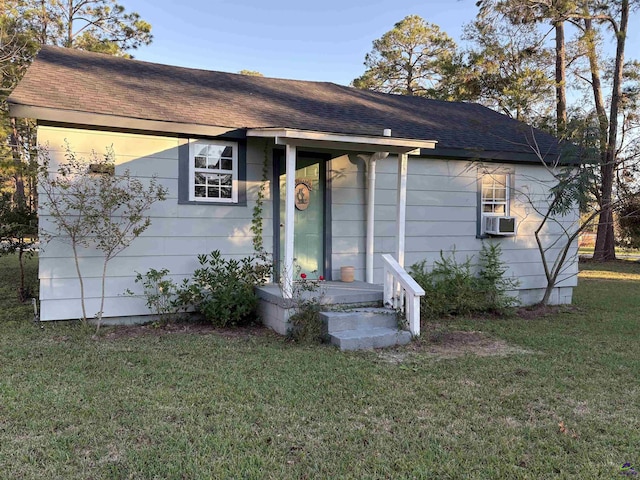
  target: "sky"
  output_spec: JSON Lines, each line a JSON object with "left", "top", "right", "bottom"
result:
{"left": 123, "top": 0, "right": 639, "bottom": 86}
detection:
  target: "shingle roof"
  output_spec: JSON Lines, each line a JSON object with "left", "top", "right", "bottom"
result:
{"left": 9, "top": 46, "right": 562, "bottom": 162}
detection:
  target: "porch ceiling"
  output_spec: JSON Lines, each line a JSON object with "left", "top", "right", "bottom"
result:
{"left": 247, "top": 127, "right": 437, "bottom": 154}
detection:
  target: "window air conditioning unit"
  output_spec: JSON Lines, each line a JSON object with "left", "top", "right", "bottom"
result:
{"left": 484, "top": 216, "right": 516, "bottom": 236}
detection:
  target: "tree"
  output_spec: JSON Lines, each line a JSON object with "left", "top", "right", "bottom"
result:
{"left": 1, "top": 9, "right": 39, "bottom": 211}
{"left": 38, "top": 144, "right": 167, "bottom": 329}
{"left": 509, "top": 122, "right": 602, "bottom": 305}
{"left": 351, "top": 15, "right": 458, "bottom": 97}
{"left": 471, "top": 0, "right": 640, "bottom": 262}
{"left": 476, "top": 0, "right": 574, "bottom": 136}
{"left": 583, "top": 0, "right": 632, "bottom": 261}
{"left": 0, "top": 0, "right": 153, "bottom": 300}
{"left": 618, "top": 193, "right": 640, "bottom": 248}
{"left": 533, "top": 170, "right": 598, "bottom": 305}
{"left": 2, "top": 0, "right": 153, "bottom": 156}
{"left": 15, "top": 0, "right": 152, "bottom": 55}
{"left": 451, "top": 13, "right": 555, "bottom": 124}
{"left": 0, "top": 192, "right": 37, "bottom": 301}
{"left": 1, "top": 0, "right": 153, "bottom": 192}
{"left": 528, "top": 164, "right": 597, "bottom": 305}
{"left": 238, "top": 69, "right": 263, "bottom": 77}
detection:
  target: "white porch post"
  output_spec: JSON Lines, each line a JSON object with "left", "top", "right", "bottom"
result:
{"left": 283, "top": 144, "right": 296, "bottom": 299}
{"left": 396, "top": 152, "right": 408, "bottom": 268}
{"left": 366, "top": 156, "right": 377, "bottom": 284}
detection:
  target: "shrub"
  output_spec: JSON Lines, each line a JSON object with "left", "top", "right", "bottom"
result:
{"left": 617, "top": 195, "right": 640, "bottom": 249}
{"left": 477, "top": 243, "right": 519, "bottom": 314}
{"left": 125, "top": 268, "right": 180, "bottom": 325}
{"left": 285, "top": 270, "right": 327, "bottom": 343}
{"left": 410, "top": 250, "right": 482, "bottom": 318}
{"left": 409, "top": 244, "right": 518, "bottom": 320}
{"left": 176, "top": 250, "right": 266, "bottom": 327}
{"left": 288, "top": 300, "right": 324, "bottom": 343}
{"left": 38, "top": 144, "right": 167, "bottom": 330}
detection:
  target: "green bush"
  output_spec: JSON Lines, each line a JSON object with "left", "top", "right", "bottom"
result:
{"left": 284, "top": 269, "right": 327, "bottom": 343}
{"left": 125, "top": 268, "right": 180, "bottom": 325}
{"left": 477, "top": 243, "right": 519, "bottom": 314}
{"left": 409, "top": 244, "right": 518, "bottom": 319}
{"left": 287, "top": 301, "right": 325, "bottom": 344}
{"left": 177, "top": 250, "right": 266, "bottom": 327}
{"left": 410, "top": 251, "right": 481, "bottom": 318}
{"left": 617, "top": 194, "right": 640, "bottom": 249}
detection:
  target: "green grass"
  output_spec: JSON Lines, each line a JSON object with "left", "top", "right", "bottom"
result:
{"left": 1, "top": 254, "right": 639, "bottom": 478}
{"left": 578, "top": 246, "right": 640, "bottom": 256}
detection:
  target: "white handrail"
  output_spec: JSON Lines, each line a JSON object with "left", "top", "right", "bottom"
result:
{"left": 381, "top": 254, "right": 425, "bottom": 336}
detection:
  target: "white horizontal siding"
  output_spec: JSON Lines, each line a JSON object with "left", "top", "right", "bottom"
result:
{"left": 38, "top": 126, "right": 579, "bottom": 320}
{"left": 40, "top": 274, "right": 188, "bottom": 300}
{"left": 332, "top": 204, "right": 366, "bottom": 222}
{"left": 41, "top": 127, "right": 181, "bottom": 156}
{"left": 367, "top": 155, "right": 579, "bottom": 297}
{"left": 38, "top": 126, "right": 273, "bottom": 321}
{"left": 41, "top": 254, "right": 212, "bottom": 279}
{"left": 332, "top": 220, "right": 365, "bottom": 237}
{"left": 331, "top": 187, "right": 367, "bottom": 206}
{"left": 330, "top": 156, "right": 366, "bottom": 189}
{"left": 39, "top": 298, "right": 142, "bottom": 322}
{"left": 376, "top": 188, "right": 477, "bottom": 207}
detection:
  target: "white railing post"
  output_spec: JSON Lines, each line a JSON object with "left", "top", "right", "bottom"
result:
{"left": 383, "top": 263, "right": 391, "bottom": 306}
{"left": 407, "top": 293, "right": 420, "bottom": 336}
{"left": 381, "top": 254, "right": 424, "bottom": 336}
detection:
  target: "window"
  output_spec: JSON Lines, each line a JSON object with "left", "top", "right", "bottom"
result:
{"left": 481, "top": 173, "right": 510, "bottom": 216}
{"left": 188, "top": 140, "right": 238, "bottom": 203}
{"left": 478, "top": 171, "right": 514, "bottom": 236}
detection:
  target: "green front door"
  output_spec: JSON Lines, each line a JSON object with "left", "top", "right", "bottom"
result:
{"left": 278, "top": 154, "right": 325, "bottom": 278}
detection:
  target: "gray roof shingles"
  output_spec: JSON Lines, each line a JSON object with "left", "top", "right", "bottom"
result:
{"left": 9, "top": 46, "right": 561, "bottom": 162}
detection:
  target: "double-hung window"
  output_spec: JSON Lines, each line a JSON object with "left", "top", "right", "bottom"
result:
{"left": 478, "top": 170, "right": 515, "bottom": 236}
{"left": 481, "top": 173, "right": 510, "bottom": 216}
{"left": 188, "top": 140, "right": 238, "bottom": 203}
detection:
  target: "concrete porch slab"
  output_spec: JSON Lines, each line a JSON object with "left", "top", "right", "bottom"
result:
{"left": 256, "top": 281, "right": 384, "bottom": 307}
{"left": 256, "top": 281, "right": 384, "bottom": 335}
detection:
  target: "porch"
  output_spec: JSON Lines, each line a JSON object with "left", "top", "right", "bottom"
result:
{"left": 248, "top": 127, "right": 436, "bottom": 290}
{"left": 257, "top": 280, "right": 409, "bottom": 350}
{"left": 250, "top": 128, "right": 432, "bottom": 348}
{"left": 256, "top": 255, "right": 424, "bottom": 350}
{"left": 257, "top": 280, "right": 384, "bottom": 310}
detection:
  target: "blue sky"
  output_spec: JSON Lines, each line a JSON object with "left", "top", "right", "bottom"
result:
{"left": 124, "top": 0, "right": 639, "bottom": 86}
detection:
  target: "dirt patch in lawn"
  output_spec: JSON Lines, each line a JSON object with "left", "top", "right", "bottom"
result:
{"left": 516, "top": 304, "right": 581, "bottom": 320}
{"left": 422, "top": 330, "right": 534, "bottom": 358}
{"left": 100, "top": 322, "right": 271, "bottom": 341}
{"left": 379, "top": 330, "right": 535, "bottom": 362}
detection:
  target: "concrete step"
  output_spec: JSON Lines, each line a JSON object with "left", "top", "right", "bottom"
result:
{"left": 329, "top": 327, "right": 412, "bottom": 351}
{"left": 320, "top": 308, "right": 398, "bottom": 333}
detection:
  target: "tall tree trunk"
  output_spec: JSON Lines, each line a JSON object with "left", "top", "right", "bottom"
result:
{"left": 582, "top": 19, "right": 609, "bottom": 153}
{"left": 554, "top": 19, "right": 567, "bottom": 136}
{"left": 583, "top": 17, "right": 615, "bottom": 261}
{"left": 592, "top": 1, "right": 629, "bottom": 261}
{"left": 18, "top": 246, "right": 26, "bottom": 302}
{"left": 9, "top": 117, "right": 26, "bottom": 210}
{"left": 595, "top": 164, "right": 616, "bottom": 260}
{"left": 66, "top": 0, "right": 73, "bottom": 47}
{"left": 26, "top": 120, "right": 37, "bottom": 213}
{"left": 406, "top": 60, "right": 414, "bottom": 95}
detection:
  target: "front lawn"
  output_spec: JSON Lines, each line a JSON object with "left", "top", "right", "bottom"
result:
{"left": 0, "top": 255, "right": 638, "bottom": 478}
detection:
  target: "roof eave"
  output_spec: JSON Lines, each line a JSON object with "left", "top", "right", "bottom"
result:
{"left": 421, "top": 146, "right": 578, "bottom": 166}
{"left": 248, "top": 127, "right": 437, "bottom": 154}
{"left": 8, "top": 103, "right": 243, "bottom": 138}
